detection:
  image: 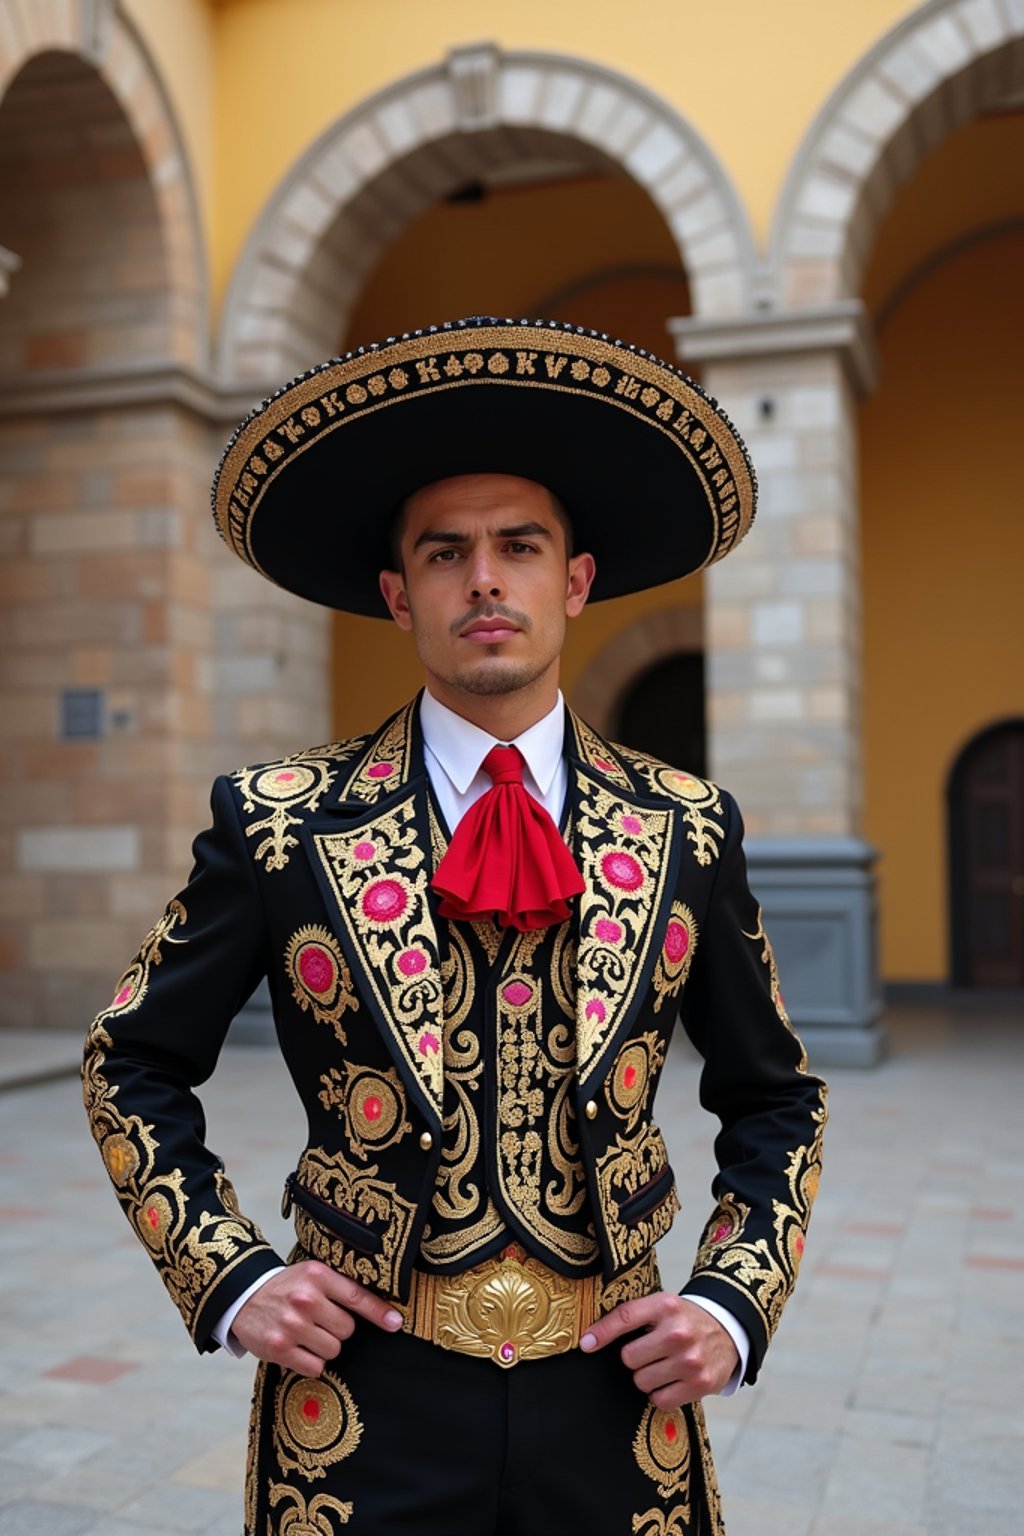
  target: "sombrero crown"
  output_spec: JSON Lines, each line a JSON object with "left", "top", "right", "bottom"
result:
{"left": 213, "top": 316, "right": 756, "bottom": 616}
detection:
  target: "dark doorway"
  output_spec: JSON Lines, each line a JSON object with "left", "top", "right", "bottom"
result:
{"left": 614, "top": 652, "right": 706, "bottom": 778}
{"left": 949, "top": 720, "right": 1024, "bottom": 987}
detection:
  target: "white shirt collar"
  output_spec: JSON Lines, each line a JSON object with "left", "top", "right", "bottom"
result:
{"left": 419, "top": 688, "right": 566, "bottom": 796}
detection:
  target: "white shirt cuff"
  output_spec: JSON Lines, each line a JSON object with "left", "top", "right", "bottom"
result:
{"left": 211, "top": 1267, "right": 285, "bottom": 1357}
{"left": 682, "top": 1294, "right": 750, "bottom": 1395}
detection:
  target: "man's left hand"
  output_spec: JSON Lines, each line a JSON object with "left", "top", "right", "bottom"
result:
{"left": 579, "top": 1292, "right": 739, "bottom": 1407}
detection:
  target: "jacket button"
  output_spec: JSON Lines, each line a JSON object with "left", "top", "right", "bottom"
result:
{"left": 419, "top": 1132, "right": 433, "bottom": 1151}
{"left": 584, "top": 1100, "right": 598, "bottom": 1120}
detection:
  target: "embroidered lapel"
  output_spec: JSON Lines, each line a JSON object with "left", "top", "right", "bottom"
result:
{"left": 303, "top": 701, "right": 445, "bottom": 1123}
{"left": 566, "top": 713, "right": 682, "bottom": 1088}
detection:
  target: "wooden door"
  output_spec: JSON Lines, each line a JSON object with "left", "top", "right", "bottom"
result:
{"left": 950, "top": 723, "right": 1024, "bottom": 987}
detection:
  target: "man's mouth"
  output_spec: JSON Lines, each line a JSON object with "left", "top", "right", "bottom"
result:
{"left": 461, "top": 619, "right": 521, "bottom": 643}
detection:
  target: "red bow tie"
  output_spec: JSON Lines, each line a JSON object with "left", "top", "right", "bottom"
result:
{"left": 431, "top": 745, "right": 584, "bottom": 931}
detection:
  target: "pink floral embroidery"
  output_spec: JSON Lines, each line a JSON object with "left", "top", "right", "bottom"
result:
{"left": 396, "top": 947, "right": 428, "bottom": 977}
{"left": 112, "top": 982, "right": 134, "bottom": 1008}
{"left": 298, "top": 945, "right": 335, "bottom": 995}
{"left": 502, "top": 981, "right": 533, "bottom": 1007}
{"left": 620, "top": 813, "right": 643, "bottom": 835}
{"left": 366, "top": 762, "right": 394, "bottom": 780}
{"left": 362, "top": 879, "right": 407, "bottom": 924}
{"left": 600, "top": 850, "right": 645, "bottom": 892}
{"left": 418, "top": 1031, "right": 439, "bottom": 1056}
{"left": 585, "top": 997, "right": 607, "bottom": 1023}
{"left": 352, "top": 840, "right": 376, "bottom": 862}
{"left": 664, "top": 920, "right": 689, "bottom": 965}
{"left": 594, "top": 917, "right": 624, "bottom": 945}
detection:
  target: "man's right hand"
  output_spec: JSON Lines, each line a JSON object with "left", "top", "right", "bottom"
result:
{"left": 230, "top": 1260, "right": 404, "bottom": 1376}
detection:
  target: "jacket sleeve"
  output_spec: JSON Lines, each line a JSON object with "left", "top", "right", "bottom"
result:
{"left": 677, "top": 789, "right": 827, "bottom": 1384}
{"left": 82, "top": 774, "right": 287, "bottom": 1352}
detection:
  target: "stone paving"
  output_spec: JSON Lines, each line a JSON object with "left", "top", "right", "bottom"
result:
{"left": 1, "top": 1003, "right": 1022, "bottom": 1535}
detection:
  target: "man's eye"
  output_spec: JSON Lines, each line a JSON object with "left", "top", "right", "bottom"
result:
{"left": 430, "top": 548, "right": 460, "bottom": 562}
{"left": 507, "top": 542, "right": 536, "bottom": 554}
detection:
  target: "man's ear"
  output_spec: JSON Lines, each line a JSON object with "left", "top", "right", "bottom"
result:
{"left": 379, "top": 569, "right": 413, "bottom": 631}
{"left": 565, "top": 551, "right": 596, "bottom": 618}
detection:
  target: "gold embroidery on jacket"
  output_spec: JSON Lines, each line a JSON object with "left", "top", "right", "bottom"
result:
{"left": 568, "top": 711, "right": 633, "bottom": 790}
{"left": 574, "top": 777, "right": 674, "bottom": 1082}
{"left": 595, "top": 1123, "right": 681, "bottom": 1270}
{"left": 495, "top": 928, "right": 598, "bottom": 1267}
{"left": 272, "top": 1369, "right": 362, "bottom": 1481}
{"left": 742, "top": 907, "right": 807, "bottom": 1067}
{"left": 615, "top": 746, "right": 726, "bottom": 868}
{"left": 98, "top": 899, "right": 187, "bottom": 1019}
{"left": 312, "top": 796, "right": 444, "bottom": 1115}
{"left": 633, "top": 1402, "right": 692, "bottom": 1504}
{"left": 606, "top": 1032, "right": 667, "bottom": 1132}
{"left": 285, "top": 925, "right": 358, "bottom": 1039}
{"left": 83, "top": 1024, "right": 272, "bottom": 1338}
{"left": 234, "top": 749, "right": 351, "bottom": 872}
{"left": 423, "top": 927, "right": 489, "bottom": 1252}
{"left": 268, "top": 1482, "right": 353, "bottom": 1531}
{"left": 342, "top": 702, "right": 415, "bottom": 803}
{"left": 651, "top": 902, "right": 698, "bottom": 1014}
{"left": 292, "top": 1146, "right": 417, "bottom": 1297}
{"left": 317, "top": 1062, "right": 412, "bottom": 1159}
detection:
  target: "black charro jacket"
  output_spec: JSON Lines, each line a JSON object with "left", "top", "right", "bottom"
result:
{"left": 83, "top": 698, "right": 826, "bottom": 1384}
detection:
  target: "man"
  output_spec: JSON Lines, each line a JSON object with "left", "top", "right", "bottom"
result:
{"left": 84, "top": 317, "right": 826, "bottom": 1535}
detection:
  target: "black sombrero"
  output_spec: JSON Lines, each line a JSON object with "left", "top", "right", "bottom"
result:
{"left": 212, "top": 317, "right": 756, "bottom": 617}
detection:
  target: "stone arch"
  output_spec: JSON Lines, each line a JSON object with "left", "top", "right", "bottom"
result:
{"left": 218, "top": 45, "right": 756, "bottom": 383}
{"left": 0, "top": 0, "right": 208, "bottom": 367}
{"left": 770, "top": 0, "right": 1024, "bottom": 308}
{"left": 569, "top": 604, "right": 703, "bottom": 737}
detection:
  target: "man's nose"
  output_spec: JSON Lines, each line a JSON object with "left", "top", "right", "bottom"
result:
{"left": 466, "top": 550, "right": 503, "bottom": 600}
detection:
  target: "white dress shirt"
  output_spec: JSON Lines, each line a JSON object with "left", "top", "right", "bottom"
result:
{"left": 214, "top": 688, "right": 749, "bottom": 1391}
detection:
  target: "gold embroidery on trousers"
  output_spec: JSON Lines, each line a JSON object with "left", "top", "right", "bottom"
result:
{"left": 268, "top": 1482, "right": 353, "bottom": 1531}
{"left": 633, "top": 1402, "right": 692, "bottom": 1505}
{"left": 272, "top": 1369, "right": 362, "bottom": 1481}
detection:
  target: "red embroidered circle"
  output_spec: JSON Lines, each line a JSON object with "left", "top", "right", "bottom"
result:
{"left": 275, "top": 771, "right": 296, "bottom": 784}
{"left": 620, "top": 813, "right": 643, "bottom": 835}
{"left": 594, "top": 917, "right": 623, "bottom": 944}
{"left": 367, "top": 762, "right": 394, "bottom": 779}
{"left": 352, "top": 840, "right": 376, "bottom": 862}
{"left": 664, "top": 920, "right": 689, "bottom": 964}
{"left": 298, "top": 945, "right": 335, "bottom": 995}
{"left": 396, "top": 947, "right": 427, "bottom": 977}
{"left": 585, "top": 996, "right": 607, "bottom": 1023}
{"left": 665, "top": 1418, "right": 678, "bottom": 1444}
{"left": 600, "top": 850, "right": 644, "bottom": 892}
{"left": 624, "top": 1064, "right": 637, "bottom": 1090}
{"left": 362, "top": 879, "right": 407, "bottom": 923}
{"left": 502, "top": 981, "right": 533, "bottom": 1007}
{"left": 301, "top": 1396, "right": 321, "bottom": 1423}
{"left": 363, "top": 1096, "right": 382, "bottom": 1121}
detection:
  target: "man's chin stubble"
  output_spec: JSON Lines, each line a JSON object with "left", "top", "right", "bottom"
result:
{"left": 448, "top": 658, "right": 548, "bottom": 697}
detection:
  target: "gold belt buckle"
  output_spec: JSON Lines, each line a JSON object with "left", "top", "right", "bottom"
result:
{"left": 427, "top": 1243, "right": 592, "bottom": 1369}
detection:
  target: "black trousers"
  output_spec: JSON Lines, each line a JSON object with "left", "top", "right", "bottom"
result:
{"left": 246, "top": 1322, "right": 723, "bottom": 1535}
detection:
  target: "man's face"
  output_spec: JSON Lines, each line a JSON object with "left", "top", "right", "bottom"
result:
{"left": 379, "top": 474, "right": 595, "bottom": 709}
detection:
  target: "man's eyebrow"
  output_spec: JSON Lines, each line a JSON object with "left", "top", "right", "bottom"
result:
{"left": 412, "top": 521, "right": 553, "bottom": 551}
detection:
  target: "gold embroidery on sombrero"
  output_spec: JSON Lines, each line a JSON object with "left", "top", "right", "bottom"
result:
{"left": 495, "top": 926, "right": 598, "bottom": 1267}
{"left": 605, "top": 1032, "right": 667, "bottom": 1133}
{"left": 312, "top": 795, "right": 444, "bottom": 1116}
{"left": 233, "top": 745, "right": 361, "bottom": 873}
{"left": 633, "top": 1402, "right": 692, "bottom": 1505}
{"left": 291, "top": 1146, "right": 417, "bottom": 1297}
{"left": 285, "top": 925, "right": 358, "bottom": 1039}
{"left": 272, "top": 1369, "right": 362, "bottom": 1482}
{"left": 214, "top": 326, "right": 755, "bottom": 572}
{"left": 268, "top": 1483, "right": 353, "bottom": 1531}
{"left": 83, "top": 1024, "right": 273, "bottom": 1338}
{"left": 317, "top": 1061, "right": 412, "bottom": 1160}
{"left": 595, "top": 1123, "right": 681, "bottom": 1270}
{"left": 342, "top": 702, "right": 416, "bottom": 803}
{"left": 96, "top": 899, "right": 187, "bottom": 1020}
{"left": 651, "top": 901, "right": 698, "bottom": 1014}
{"left": 574, "top": 776, "right": 675, "bottom": 1083}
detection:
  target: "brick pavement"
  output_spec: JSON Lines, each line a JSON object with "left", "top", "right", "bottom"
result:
{"left": 1, "top": 1004, "right": 1021, "bottom": 1535}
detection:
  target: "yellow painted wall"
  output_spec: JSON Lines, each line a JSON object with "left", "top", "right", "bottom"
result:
{"left": 859, "top": 229, "right": 1024, "bottom": 981}
{"left": 208, "top": 0, "right": 911, "bottom": 308}
{"left": 331, "top": 172, "right": 701, "bottom": 738}
{"left": 121, "top": 0, "right": 217, "bottom": 259}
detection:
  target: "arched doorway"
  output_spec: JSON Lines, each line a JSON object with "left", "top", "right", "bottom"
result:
{"left": 949, "top": 721, "right": 1024, "bottom": 989}
{"left": 614, "top": 652, "right": 706, "bottom": 776}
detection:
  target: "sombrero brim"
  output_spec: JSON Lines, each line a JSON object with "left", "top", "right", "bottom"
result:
{"left": 212, "top": 318, "right": 756, "bottom": 617}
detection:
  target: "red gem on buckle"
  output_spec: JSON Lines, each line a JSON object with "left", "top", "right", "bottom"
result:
{"left": 499, "top": 1341, "right": 516, "bottom": 1364}
{"left": 501, "top": 1244, "right": 518, "bottom": 1260}
{"left": 302, "top": 1396, "right": 320, "bottom": 1422}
